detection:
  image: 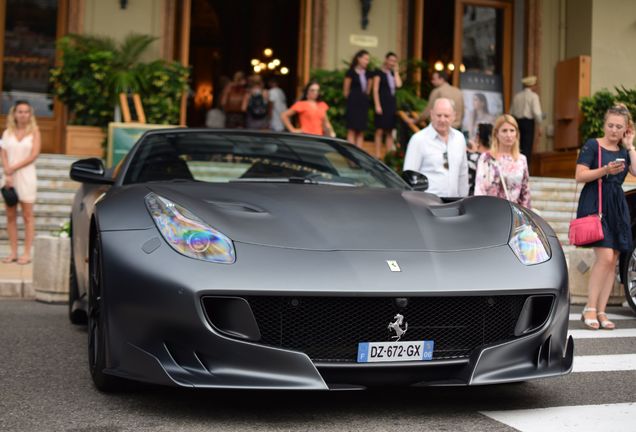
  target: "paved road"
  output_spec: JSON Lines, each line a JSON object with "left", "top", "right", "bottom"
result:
{"left": 1, "top": 300, "right": 635, "bottom": 432}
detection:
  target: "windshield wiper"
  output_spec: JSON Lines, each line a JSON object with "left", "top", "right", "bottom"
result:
{"left": 230, "top": 176, "right": 356, "bottom": 187}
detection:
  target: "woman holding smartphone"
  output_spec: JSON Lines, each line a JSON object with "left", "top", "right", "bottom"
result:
{"left": 575, "top": 104, "right": 636, "bottom": 330}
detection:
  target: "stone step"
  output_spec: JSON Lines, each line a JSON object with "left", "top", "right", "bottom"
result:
{"left": 531, "top": 190, "right": 580, "bottom": 202}
{"left": 532, "top": 200, "right": 580, "bottom": 212}
{"left": 0, "top": 206, "right": 72, "bottom": 217}
{"left": 538, "top": 211, "right": 570, "bottom": 223}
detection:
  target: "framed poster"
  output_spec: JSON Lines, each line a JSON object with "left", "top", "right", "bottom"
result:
{"left": 460, "top": 71, "right": 503, "bottom": 140}
{"left": 106, "top": 122, "right": 179, "bottom": 167}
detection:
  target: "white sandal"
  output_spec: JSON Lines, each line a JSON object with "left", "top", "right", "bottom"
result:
{"left": 597, "top": 311, "right": 615, "bottom": 330}
{"left": 580, "top": 306, "right": 599, "bottom": 330}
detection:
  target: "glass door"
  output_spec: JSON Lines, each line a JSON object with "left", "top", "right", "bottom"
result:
{"left": 0, "top": 0, "right": 68, "bottom": 153}
{"left": 453, "top": 0, "right": 512, "bottom": 116}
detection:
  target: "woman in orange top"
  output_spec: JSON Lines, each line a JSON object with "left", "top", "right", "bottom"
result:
{"left": 280, "top": 81, "right": 335, "bottom": 137}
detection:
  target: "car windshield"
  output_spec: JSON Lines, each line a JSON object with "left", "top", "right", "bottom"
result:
{"left": 122, "top": 131, "right": 407, "bottom": 190}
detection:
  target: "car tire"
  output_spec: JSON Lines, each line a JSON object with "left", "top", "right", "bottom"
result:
{"left": 69, "top": 251, "right": 87, "bottom": 325}
{"left": 621, "top": 247, "right": 636, "bottom": 315}
{"left": 87, "top": 233, "right": 128, "bottom": 392}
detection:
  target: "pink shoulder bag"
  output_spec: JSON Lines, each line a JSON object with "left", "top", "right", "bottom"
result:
{"left": 568, "top": 141, "right": 604, "bottom": 246}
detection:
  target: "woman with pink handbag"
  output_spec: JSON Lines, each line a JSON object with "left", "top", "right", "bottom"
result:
{"left": 575, "top": 104, "right": 636, "bottom": 330}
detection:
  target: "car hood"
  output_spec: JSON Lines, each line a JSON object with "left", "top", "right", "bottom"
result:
{"left": 138, "top": 183, "right": 513, "bottom": 252}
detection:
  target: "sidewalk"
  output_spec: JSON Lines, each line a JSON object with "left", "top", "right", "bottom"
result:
{"left": 0, "top": 260, "right": 33, "bottom": 298}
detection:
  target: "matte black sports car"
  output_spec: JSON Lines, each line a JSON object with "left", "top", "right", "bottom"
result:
{"left": 69, "top": 129, "right": 573, "bottom": 391}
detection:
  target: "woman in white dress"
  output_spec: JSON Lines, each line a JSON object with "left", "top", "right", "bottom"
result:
{"left": 1, "top": 100, "right": 40, "bottom": 265}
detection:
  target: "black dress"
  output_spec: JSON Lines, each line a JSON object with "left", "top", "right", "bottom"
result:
{"left": 345, "top": 68, "right": 370, "bottom": 131}
{"left": 374, "top": 69, "right": 397, "bottom": 129}
{"left": 576, "top": 139, "right": 633, "bottom": 252}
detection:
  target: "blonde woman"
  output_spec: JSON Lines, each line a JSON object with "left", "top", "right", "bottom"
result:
{"left": 575, "top": 104, "right": 636, "bottom": 330}
{"left": 474, "top": 114, "right": 530, "bottom": 208}
{"left": 1, "top": 100, "right": 40, "bottom": 265}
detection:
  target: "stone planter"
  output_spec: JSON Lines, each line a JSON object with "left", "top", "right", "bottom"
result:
{"left": 65, "top": 125, "right": 105, "bottom": 157}
{"left": 32, "top": 235, "right": 70, "bottom": 304}
{"left": 568, "top": 248, "right": 624, "bottom": 305}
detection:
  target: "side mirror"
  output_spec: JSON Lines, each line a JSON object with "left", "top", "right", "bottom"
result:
{"left": 70, "top": 158, "right": 114, "bottom": 185}
{"left": 402, "top": 170, "right": 428, "bottom": 191}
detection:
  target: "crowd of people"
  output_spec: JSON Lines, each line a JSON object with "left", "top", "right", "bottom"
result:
{"left": 207, "top": 59, "right": 545, "bottom": 212}
{"left": 209, "top": 50, "right": 403, "bottom": 154}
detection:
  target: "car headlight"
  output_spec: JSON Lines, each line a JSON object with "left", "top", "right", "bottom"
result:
{"left": 508, "top": 204, "right": 551, "bottom": 265}
{"left": 145, "top": 193, "right": 236, "bottom": 263}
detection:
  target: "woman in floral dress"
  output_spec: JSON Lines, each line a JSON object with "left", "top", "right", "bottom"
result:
{"left": 474, "top": 114, "right": 531, "bottom": 208}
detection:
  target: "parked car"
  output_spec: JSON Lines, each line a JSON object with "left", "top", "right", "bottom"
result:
{"left": 69, "top": 129, "right": 572, "bottom": 391}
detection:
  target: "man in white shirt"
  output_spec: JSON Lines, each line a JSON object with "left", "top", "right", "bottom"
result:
{"left": 267, "top": 78, "right": 287, "bottom": 132}
{"left": 403, "top": 98, "right": 469, "bottom": 197}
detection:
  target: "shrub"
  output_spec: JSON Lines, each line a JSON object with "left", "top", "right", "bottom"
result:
{"left": 580, "top": 86, "right": 636, "bottom": 145}
{"left": 50, "top": 33, "right": 190, "bottom": 127}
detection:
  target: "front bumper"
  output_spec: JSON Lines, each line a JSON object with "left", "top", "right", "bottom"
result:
{"left": 98, "top": 229, "right": 572, "bottom": 389}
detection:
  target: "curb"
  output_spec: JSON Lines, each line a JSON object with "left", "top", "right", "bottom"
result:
{"left": 0, "top": 279, "right": 34, "bottom": 299}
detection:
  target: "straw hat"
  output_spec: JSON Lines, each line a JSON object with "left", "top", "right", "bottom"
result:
{"left": 521, "top": 75, "right": 537, "bottom": 86}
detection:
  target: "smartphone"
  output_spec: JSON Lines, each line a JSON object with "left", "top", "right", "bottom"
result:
{"left": 615, "top": 158, "right": 626, "bottom": 164}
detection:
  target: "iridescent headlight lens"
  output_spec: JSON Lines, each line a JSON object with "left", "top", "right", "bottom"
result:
{"left": 145, "top": 193, "right": 236, "bottom": 263}
{"left": 508, "top": 204, "right": 551, "bottom": 265}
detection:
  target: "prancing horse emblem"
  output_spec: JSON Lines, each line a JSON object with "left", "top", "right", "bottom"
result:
{"left": 386, "top": 260, "right": 401, "bottom": 272}
{"left": 388, "top": 313, "right": 408, "bottom": 341}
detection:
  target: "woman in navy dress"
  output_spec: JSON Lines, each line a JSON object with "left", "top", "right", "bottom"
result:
{"left": 575, "top": 104, "right": 636, "bottom": 330}
{"left": 343, "top": 50, "right": 371, "bottom": 148}
{"left": 373, "top": 52, "right": 402, "bottom": 156}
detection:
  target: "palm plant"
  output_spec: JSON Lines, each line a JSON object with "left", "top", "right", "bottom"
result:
{"left": 51, "top": 33, "right": 188, "bottom": 126}
{"left": 108, "top": 34, "right": 157, "bottom": 96}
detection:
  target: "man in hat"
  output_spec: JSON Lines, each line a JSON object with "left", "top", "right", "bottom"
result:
{"left": 510, "top": 75, "right": 543, "bottom": 167}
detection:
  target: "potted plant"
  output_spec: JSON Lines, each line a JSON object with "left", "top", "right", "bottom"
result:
{"left": 50, "top": 33, "right": 190, "bottom": 156}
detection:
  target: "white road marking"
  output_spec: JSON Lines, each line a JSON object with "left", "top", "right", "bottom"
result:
{"left": 481, "top": 402, "right": 636, "bottom": 432}
{"left": 569, "top": 328, "right": 636, "bottom": 339}
{"left": 573, "top": 354, "right": 636, "bottom": 373}
{"left": 569, "top": 313, "right": 634, "bottom": 321}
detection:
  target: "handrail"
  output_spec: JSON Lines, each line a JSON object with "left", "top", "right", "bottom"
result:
{"left": 397, "top": 110, "right": 425, "bottom": 133}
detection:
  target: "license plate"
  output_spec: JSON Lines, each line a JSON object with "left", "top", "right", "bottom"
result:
{"left": 357, "top": 340, "right": 434, "bottom": 363}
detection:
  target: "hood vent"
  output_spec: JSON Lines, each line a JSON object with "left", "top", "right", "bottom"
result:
{"left": 204, "top": 200, "right": 267, "bottom": 214}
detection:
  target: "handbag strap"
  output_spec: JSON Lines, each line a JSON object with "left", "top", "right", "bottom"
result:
{"left": 493, "top": 158, "right": 511, "bottom": 201}
{"left": 597, "top": 140, "right": 603, "bottom": 217}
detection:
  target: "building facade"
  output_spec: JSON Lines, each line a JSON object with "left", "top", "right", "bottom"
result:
{"left": 1, "top": 0, "right": 635, "bottom": 170}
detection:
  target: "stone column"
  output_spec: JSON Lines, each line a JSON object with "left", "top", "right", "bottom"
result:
{"left": 33, "top": 236, "right": 71, "bottom": 304}
{"left": 568, "top": 248, "right": 624, "bottom": 305}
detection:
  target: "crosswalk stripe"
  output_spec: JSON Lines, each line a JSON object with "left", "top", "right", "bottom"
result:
{"left": 573, "top": 354, "right": 636, "bottom": 373}
{"left": 569, "top": 328, "right": 636, "bottom": 339}
{"left": 569, "top": 313, "right": 634, "bottom": 321}
{"left": 481, "top": 402, "right": 636, "bottom": 432}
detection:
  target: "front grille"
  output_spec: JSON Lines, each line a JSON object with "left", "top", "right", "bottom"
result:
{"left": 244, "top": 295, "right": 531, "bottom": 362}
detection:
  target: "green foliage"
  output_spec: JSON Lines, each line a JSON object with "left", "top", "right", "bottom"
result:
{"left": 51, "top": 33, "right": 190, "bottom": 127}
{"left": 580, "top": 86, "right": 636, "bottom": 145}
{"left": 138, "top": 60, "right": 190, "bottom": 125}
{"left": 383, "top": 148, "right": 406, "bottom": 174}
{"left": 54, "top": 220, "right": 70, "bottom": 238}
{"left": 49, "top": 35, "right": 116, "bottom": 126}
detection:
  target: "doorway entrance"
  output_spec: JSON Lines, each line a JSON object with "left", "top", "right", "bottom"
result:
{"left": 187, "top": 0, "right": 300, "bottom": 127}
{"left": 0, "top": 0, "right": 67, "bottom": 153}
